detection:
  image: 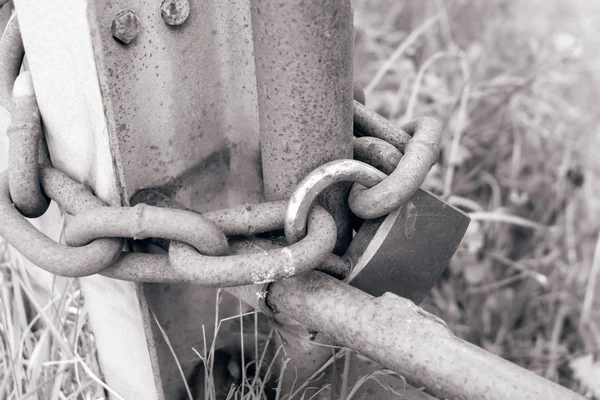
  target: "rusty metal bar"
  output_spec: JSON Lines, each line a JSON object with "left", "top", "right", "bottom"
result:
{"left": 251, "top": 0, "right": 354, "bottom": 253}
{"left": 228, "top": 266, "right": 586, "bottom": 400}
{"left": 249, "top": 0, "right": 354, "bottom": 391}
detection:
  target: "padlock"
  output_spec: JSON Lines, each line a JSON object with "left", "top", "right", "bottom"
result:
{"left": 343, "top": 188, "right": 470, "bottom": 304}
{"left": 284, "top": 160, "right": 470, "bottom": 305}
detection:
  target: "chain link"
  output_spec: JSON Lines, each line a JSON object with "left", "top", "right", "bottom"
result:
{"left": 65, "top": 204, "right": 229, "bottom": 255}
{"left": 350, "top": 102, "right": 442, "bottom": 219}
{"left": 0, "top": 28, "right": 442, "bottom": 286}
{"left": 353, "top": 136, "right": 401, "bottom": 175}
{"left": 7, "top": 72, "right": 50, "bottom": 218}
{"left": 0, "top": 13, "right": 23, "bottom": 111}
{"left": 0, "top": 168, "right": 124, "bottom": 277}
{"left": 284, "top": 159, "right": 386, "bottom": 244}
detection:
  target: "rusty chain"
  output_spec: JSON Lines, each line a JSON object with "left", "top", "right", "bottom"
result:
{"left": 0, "top": 22, "right": 442, "bottom": 287}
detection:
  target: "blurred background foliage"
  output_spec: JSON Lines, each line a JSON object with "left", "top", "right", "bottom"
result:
{"left": 352, "top": 0, "right": 600, "bottom": 396}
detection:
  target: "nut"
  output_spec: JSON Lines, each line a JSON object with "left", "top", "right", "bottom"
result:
{"left": 160, "top": 0, "right": 190, "bottom": 26}
{"left": 111, "top": 10, "right": 140, "bottom": 44}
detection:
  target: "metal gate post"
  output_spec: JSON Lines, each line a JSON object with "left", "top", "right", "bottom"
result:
{"left": 13, "top": 0, "right": 262, "bottom": 398}
{"left": 249, "top": 0, "right": 354, "bottom": 389}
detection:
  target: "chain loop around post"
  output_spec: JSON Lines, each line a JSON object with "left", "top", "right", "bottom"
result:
{"left": 169, "top": 204, "right": 336, "bottom": 286}
{"left": 0, "top": 169, "right": 124, "bottom": 277}
{"left": 87, "top": 200, "right": 338, "bottom": 287}
{"left": 0, "top": 42, "right": 438, "bottom": 285}
{"left": 132, "top": 189, "right": 352, "bottom": 280}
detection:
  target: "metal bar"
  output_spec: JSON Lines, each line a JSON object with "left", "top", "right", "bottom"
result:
{"left": 229, "top": 268, "right": 586, "bottom": 400}
{"left": 251, "top": 0, "right": 354, "bottom": 253}
{"left": 249, "top": 0, "right": 354, "bottom": 391}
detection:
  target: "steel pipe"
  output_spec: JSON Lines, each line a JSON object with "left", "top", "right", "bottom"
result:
{"left": 250, "top": 0, "right": 354, "bottom": 390}
{"left": 251, "top": 0, "right": 354, "bottom": 254}
{"left": 230, "top": 268, "right": 586, "bottom": 400}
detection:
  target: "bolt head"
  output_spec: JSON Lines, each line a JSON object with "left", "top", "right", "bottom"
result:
{"left": 111, "top": 10, "right": 140, "bottom": 44}
{"left": 161, "top": 0, "right": 190, "bottom": 26}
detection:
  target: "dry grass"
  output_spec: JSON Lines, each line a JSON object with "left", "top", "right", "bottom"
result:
{"left": 2, "top": 0, "right": 600, "bottom": 399}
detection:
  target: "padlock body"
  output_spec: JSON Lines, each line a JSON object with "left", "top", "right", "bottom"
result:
{"left": 344, "top": 188, "right": 470, "bottom": 303}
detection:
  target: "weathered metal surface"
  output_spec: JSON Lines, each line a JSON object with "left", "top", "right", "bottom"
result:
{"left": 67, "top": 200, "right": 334, "bottom": 287}
{"left": 85, "top": 0, "right": 264, "bottom": 397}
{"left": 2, "top": 2, "right": 586, "bottom": 399}
{"left": 283, "top": 158, "right": 469, "bottom": 302}
{"left": 353, "top": 100, "right": 412, "bottom": 151}
{"left": 0, "top": 12, "right": 22, "bottom": 111}
{"left": 320, "top": 253, "right": 351, "bottom": 279}
{"left": 0, "top": 169, "right": 124, "bottom": 277}
{"left": 345, "top": 188, "right": 469, "bottom": 302}
{"left": 229, "top": 270, "right": 586, "bottom": 400}
{"left": 39, "top": 166, "right": 107, "bottom": 214}
{"left": 252, "top": 0, "right": 354, "bottom": 254}
{"left": 250, "top": 0, "right": 353, "bottom": 391}
{"left": 353, "top": 136, "right": 402, "bottom": 175}
{"left": 350, "top": 115, "right": 442, "bottom": 219}
{"left": 0, "top": 7, "right": 71, "bottom": 330}
{"left": 89, "top": 0, "right": 263, "bottom": 208}
{"left": 159, "top": 0, "right": 190, "bottom": 26}
{"left": 132, "top": 188, "right": 351, "bottom": 280}
{"left": 111, "top": 10, "right": 141, "bottom": 44}
{"left": 6, "top": 72, "right": 49, "bottom": 217}
{"left": 65, "top": 204, "right": 228, "bottom": 254}
{"left": 285, "top": 159, "right": 385, "bottom": 244}
{"left": 13, "top": 0, "right": 262, "bottom": 397}
{"left": 353, "top": 80, "right": 366, "bottom": 106}
{"left": 169, "top": 206, "right": 335, "bottom": 286}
